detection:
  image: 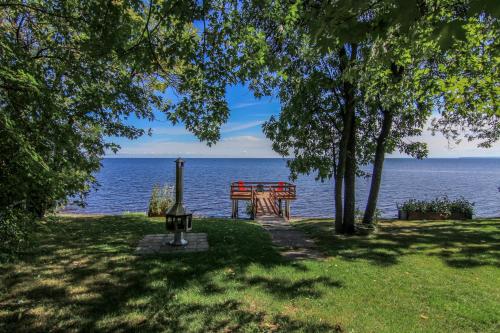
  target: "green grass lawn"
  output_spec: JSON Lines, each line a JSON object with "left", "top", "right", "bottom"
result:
{"left": 0, "top": 215, "right": 498, "bottom": 332}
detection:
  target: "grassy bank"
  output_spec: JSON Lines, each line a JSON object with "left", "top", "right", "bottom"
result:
{"left": 0, "top": 215, "right": 498, "bottom": 332}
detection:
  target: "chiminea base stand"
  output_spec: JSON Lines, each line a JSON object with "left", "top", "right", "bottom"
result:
{"left": 169, "top": 231, "right": 188, "bottom": 246}
{"left": 135, "top": 233, "right": 209, "bottom": 255}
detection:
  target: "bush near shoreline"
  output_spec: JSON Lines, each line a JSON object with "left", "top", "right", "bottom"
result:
{"left": 397, "top": 197, "right": 474, "bottom": 220}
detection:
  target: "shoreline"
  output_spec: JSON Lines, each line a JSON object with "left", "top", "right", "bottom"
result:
{"left": 55, "top": 212, "right": 500, "bottom": 220}
{"left": 56, "top": 212, "right": 330, "bottom": 219}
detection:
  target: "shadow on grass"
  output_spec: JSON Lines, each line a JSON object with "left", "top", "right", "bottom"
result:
{"left": 237, "top": 275, "right": 343, "bottom": 299}
{"left": 294, "top": 219, "right": 500, "bottom": 268}
{"left": 0, "top": 215, "right": 343, "bottom": 332}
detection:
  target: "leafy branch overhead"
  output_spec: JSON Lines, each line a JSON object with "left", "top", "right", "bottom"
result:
{"left": 228, "top": 0, "right": 498, "bottom": 232}
{"left": 0, "top": 0, "right": 498, "bottom": 254}
{"left": 0, "top": 0, "right": 230, "bottom": 235}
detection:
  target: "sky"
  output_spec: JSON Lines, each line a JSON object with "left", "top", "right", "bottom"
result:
{"left": 110, "top": 84, "right": 500, "bottom": 158}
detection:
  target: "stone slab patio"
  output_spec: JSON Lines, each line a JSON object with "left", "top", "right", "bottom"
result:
{"left": 135, "top": 233, "right": 209, "bottom": 255}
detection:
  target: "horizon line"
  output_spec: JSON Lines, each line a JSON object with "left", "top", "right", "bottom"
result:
{"left": 104, "top": 156, "right": 500, "bottom": 159}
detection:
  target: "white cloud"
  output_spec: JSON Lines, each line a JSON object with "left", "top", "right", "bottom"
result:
{"left": 231, "top": 101, "right": 266, "bottom": 109}
{"left": 113, "top": 135, "right": 279, "bottom": 158}
{"left": 126, "top": 117, "right": 500, "bottom": 158}
{"left": 150, "top": 126, "right": 190, "bottom": 136}
{"left": 220, "top": 120, "right": 264, "bottom": 133}
{"left": 148, "top": 120, "right": 265, "bottom": 137}
{"left": 390, "top": 118, "right": 500, "bottom": 158}
{"left": 415, "top": 132, "right": 500, "bottom": 157}
{"left": 224, "top": 135, "right": 262, "bottom": 142}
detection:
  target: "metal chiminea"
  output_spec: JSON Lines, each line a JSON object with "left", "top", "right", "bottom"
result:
{"left": 166, "top": 158, "right": 192, "bottom": 246}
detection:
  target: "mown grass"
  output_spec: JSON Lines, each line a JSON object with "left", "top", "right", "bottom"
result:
{"left": 0, "top": 215, "right": 498, "bottom": 332}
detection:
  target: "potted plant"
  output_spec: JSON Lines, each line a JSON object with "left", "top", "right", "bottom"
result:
{"left": 397, "top": 197, "right": 473, "bottom": 220}
{"left": 450, "top": 197, "right": 474, "bottom": 219}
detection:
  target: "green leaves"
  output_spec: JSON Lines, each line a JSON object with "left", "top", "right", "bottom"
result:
{"left": 0, "top": 0, "right": 231, "bottom": 236}
{"left": 1, "top": 0, "right": 498, "bottom": 248}
{"left": 430, "top": 16, "right": 500, "bottom": 146}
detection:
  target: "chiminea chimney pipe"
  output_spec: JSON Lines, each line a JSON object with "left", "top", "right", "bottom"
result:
{"left": 175, "top": 158, "right": 184, "bottom": 204}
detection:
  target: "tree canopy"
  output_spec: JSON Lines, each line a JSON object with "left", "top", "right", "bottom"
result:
{"left": 0, "top": 0, "right": 230, "bottom": 254}
{"left": 229, "top": 0, "right": 499, "bottom": 232}
{"left": 1, "top": 0, "right": 498, "bottom": 255}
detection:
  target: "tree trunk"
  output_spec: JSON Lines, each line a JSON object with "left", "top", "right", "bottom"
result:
{"left": 362, "top": 109, "right": 393, "bottom": 224}
{"left": 363, "top": 63, "right": 403, "bottom": 225}
{"left": 334, "top": 169, "right": 344, "bottom": 232}
{"left": 343, "top": 112, "right": 356, "bottom": 234}
{"left": 334, "top": 86, "right": 356, "bottom": 232}
{"left": 334, "top": 43, "right": 357, "bottom": 234}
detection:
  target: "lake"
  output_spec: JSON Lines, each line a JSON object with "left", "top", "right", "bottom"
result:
{"left": 64, "top": 158, "right": 500, "bottom": 218}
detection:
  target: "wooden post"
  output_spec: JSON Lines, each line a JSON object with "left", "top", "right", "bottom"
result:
{"left": 251, "top": 189, "right": 254, "bottom": 219}
{"left": 235, "top": 200, "right": 239, "bottom": 218}
{"left": 285, "top": 200, "right": 290, "bottom": 220}
{"left": 278, "top": 199, "right": 282, "bottom": 217}
{"left": 231, "top": 181, "right": 235, "bottom": 219}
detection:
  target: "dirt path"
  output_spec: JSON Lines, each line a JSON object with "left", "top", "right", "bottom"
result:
{"left": 255, "top": 216, "right": 325, "bottom": 260}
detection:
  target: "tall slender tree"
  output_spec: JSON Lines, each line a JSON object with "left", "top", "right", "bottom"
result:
{"left": 233, "top": 0, "right": 498, "bottom": 231}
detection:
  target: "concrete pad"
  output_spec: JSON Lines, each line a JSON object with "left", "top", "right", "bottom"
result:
{"left": 135, "top": 233, "right": 209, "bottom": 255}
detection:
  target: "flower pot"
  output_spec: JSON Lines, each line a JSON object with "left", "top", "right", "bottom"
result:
{"left": 399, "top": 211, "right": 449, "bottom": 220}
{"left": 450, "top": 212, "right": 472, "bottom": 220}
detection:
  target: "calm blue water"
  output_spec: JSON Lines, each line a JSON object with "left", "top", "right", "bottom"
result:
{"left": 64, "top": 158, "right": 500, "bottom": 218}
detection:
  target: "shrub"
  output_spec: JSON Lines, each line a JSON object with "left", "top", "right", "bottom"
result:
{"left": 397, "top": 199, "right": 428, "bottom": 213}
{"left": 147, "top": 184, "right": 174, "bottom": 217}
{"left": 397, "top": 196, "right": 474, "bottom": 218}
{"left": 0, "top": 206, "right": 35, "bottom": 261}
{"left": 245, "top": 202, "right": 254, "bottom": 217}
{"left": 426, "top": 197, "right": 451, "bottom": 215}
{"left": 450, "top": 197, "right": 474, "bottom": 218}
